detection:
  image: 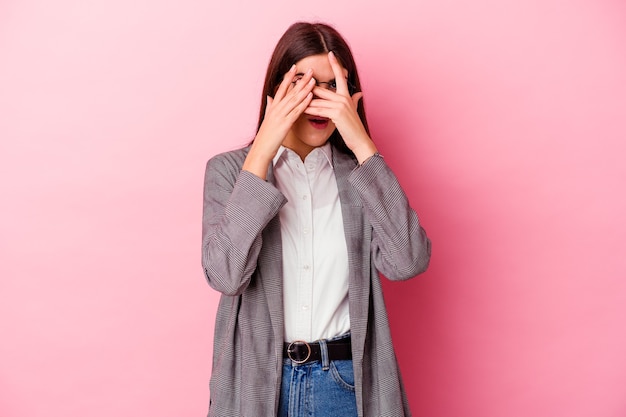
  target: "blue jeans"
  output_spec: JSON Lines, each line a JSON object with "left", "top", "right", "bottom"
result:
{"left": 278, "top": 335, "right": 357, "bottom": 417}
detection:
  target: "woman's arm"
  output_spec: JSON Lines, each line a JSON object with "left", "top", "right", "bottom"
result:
{"left": 201, "top": 66, "right": 314, "bottom": 294}
{"left": 306, "top": 53, "right": 430, "bottom": 279}
{"left": 201, "top": 152, "right": 287, "bottom": 295}
{"left": 349, "top": 154, "right": 431, "bottom": 281}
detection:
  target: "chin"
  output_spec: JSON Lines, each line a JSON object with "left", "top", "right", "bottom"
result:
{"left": 304, "top": 134, "right": 333, "bottom": 148}
{"left": 304, "top": 127, "right": 335, "bottom": 146}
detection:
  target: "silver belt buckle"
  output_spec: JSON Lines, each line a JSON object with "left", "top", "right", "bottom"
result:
{"left": 287, "top": 340, "right": 311, "bottom": 364}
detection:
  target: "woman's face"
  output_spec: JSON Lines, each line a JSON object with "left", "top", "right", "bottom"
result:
{"left": 282, "top": 53, "right": 348, "bottom": 159}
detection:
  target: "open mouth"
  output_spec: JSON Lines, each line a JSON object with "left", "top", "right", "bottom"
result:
{"left": 308, "top": 117, "right": 329, "bottom": 130}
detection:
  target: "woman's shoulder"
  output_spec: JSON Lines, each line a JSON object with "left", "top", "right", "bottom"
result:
{"left": 206, "top": 146, "right": 251, "bottom": 172}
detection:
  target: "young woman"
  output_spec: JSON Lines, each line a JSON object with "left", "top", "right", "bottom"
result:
{"left": 202, "top": 22, "right": 431, "bottom": 417}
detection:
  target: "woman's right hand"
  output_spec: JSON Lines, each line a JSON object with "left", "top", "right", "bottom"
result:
{"left": 242, "top": 65, "right": 315, "bottom": 179}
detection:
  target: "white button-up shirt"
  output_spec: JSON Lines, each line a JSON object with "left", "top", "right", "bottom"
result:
{"left": 273, "top": 143, "right": 350, "bottom": 343}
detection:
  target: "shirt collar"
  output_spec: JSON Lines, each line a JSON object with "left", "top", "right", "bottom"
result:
{"left": 272, "top": 142, "right": 334, "bottom": 169}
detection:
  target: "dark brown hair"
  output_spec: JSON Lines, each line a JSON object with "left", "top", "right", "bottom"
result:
{"left": 255, "top": 22, "right": 370, "bottom": 157}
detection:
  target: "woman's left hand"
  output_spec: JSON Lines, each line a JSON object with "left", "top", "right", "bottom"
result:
{"left": 304, "top": 51, "right": 378, "bottom": 164}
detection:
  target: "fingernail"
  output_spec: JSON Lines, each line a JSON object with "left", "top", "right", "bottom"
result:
{"left": 290, "top": 64, "right": 296, "bottom": 72}
{"left": 306, "top": 68, "right": 313, "bottom": 74}
{"left": 329, "top": 51, "right": 335, "bottom": 58}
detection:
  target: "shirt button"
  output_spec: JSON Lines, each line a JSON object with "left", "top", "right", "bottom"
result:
{"left": 303, "top": 227, "right": 309, "bottom": 234}
{"left": 303, "top": 264, "right": 310, "bottom": 270}
{"left": 302, "top": 195, "right": 308, "bottom": 200}
{"left": 302, "top": 305, "right": 310, "bottom": 310}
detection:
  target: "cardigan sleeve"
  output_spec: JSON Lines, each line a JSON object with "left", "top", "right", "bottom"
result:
{"left": 201, "top": 153, "right": 287, "bottom": 295}
{"left": 348, "top": 154, "right": 431, "bottom": 280}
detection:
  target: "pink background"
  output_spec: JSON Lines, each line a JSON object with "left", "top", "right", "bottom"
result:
{"left": 1, "top": 0, "right": 625, "bottom": 416}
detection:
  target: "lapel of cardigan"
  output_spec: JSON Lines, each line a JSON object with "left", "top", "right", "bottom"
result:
{"left": 258, "top": 163, "right": 285, "bottom": 356}
{"left": 333, "top": 148, "right": 370, "bottom": 364}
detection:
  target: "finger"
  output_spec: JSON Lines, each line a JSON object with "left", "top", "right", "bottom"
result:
{"left": 273, "top": 64, "right": 297, "bottom": 102}
{"left": 312, "top": 87, "right": 362, "bottom": 114}
{"left": 307, "top": 97, "right": 338, "bottom": 109}
{"left": 311, "top": 86, "right": 336, "bottom": 100}
{"left": 287, "top": 92, "right": 314, "bottom": 120}
{"left": 290, "top": 68, "right": 315, "bottom": 93}
{"left": 303, "top": 106, "right": 331, "bottom": 118}
{"left": 275, "top": 69, "right": 314, "bottom": 112}
{"left": 279, "top": 76, "right": 315, "bottom": 113}
{"left": 328, "top": 51, "right": 349, "bottom": 96}
{"left": 268, "top": 74, "right": 313, "bottom": 123}
{"left": 304, "top": 98, "right": 338, "bottom": 118}
{"left": 311, "top": 87, "right": 358, "bottom": 112}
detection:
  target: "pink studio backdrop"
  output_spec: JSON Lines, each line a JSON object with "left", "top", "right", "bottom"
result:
{"left": 1, "top": 1, "right": 625, "bottom": 416}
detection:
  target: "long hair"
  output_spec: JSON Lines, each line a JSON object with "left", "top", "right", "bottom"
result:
{"left": 255, "top": 22, "right": 370, "bottom": 157}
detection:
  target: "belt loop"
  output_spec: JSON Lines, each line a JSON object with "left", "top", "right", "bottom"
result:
{"left": 319, "top": 339, "right": 330, "bottom": 371}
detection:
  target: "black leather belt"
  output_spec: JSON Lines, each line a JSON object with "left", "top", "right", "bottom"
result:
{"left": 283, "top": 336, "right": 352, "bottom": 364}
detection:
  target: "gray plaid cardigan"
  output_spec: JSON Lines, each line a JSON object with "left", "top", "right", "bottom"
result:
{"left": 201, "top": 145, "right": 431, "bottom": 417}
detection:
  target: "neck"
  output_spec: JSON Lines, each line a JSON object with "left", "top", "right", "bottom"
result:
{"left": 282, "top": 137, "right": 316, "bottom": 162}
